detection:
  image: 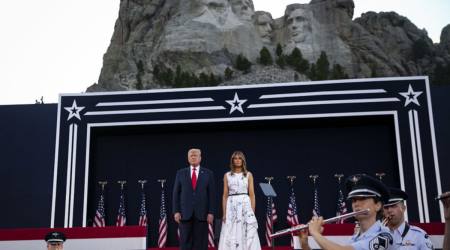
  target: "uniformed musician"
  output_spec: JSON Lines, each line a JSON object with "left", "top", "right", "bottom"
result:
{"left": 304, "top": 174, "right": 396, "bottom": 250}
{"left": 383, "top": 188, "right": 433, "bottom": 249}
{"left": 45, "top": 231, "right": 66, "bottom": 250}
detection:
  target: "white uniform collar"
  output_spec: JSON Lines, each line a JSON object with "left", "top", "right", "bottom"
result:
{"left": 396, "top": 221, "right": 406, "bottom": 234}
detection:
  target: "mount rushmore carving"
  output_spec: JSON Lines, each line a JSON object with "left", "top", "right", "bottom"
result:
{"left": 88, "top": 0, "right": 450, "bottom": 91}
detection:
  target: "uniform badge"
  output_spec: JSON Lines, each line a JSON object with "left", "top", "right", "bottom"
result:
{"left": 424, "top": 234, "right": 434, "bottom": 249}
{"left": 403, "top": 240, "right": 414, "bottom": 246}
{"left": 369, "top": 232, "right": 393, "bottom": 250}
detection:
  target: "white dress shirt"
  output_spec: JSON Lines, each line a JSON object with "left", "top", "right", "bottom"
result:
{"left": 190, "top": 165, "right": 200, "bottom": 179}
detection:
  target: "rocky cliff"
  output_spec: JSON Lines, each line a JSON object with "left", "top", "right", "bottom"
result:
{"left": 87, "top": 0, "right": 450, "bottom": 92}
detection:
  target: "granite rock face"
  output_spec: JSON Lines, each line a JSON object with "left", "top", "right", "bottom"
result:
{"left": 88, "top": 0, "right": 450, "bottom": 91}
{"left": 440, "top": 24, "right": 450, "bottom": 53}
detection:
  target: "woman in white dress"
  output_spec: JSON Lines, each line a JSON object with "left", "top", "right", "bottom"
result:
{"left": 218, "top": 151, "right": 261, "bottom": 250}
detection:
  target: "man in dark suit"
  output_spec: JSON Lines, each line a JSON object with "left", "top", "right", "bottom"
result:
{"left": 173, "top": 148, "right": 216, "bottom": 250}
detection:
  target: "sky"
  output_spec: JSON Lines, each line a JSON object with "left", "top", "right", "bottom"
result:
{"left": 0, "top": 0, "right": 448, "bottom": 105}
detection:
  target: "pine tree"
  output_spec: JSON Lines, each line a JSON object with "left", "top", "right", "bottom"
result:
{"left": 259, "top": 47, "right": 273, "bottom": 66}
{"left": 161, "top": 68, "right": 174, "bottom": 85}
{"left": 276, "top": 43, "right": 283, "bottom": 57}
{"left": 181, "top": 71, "right": 191, "bottom": 87}
{"left": 224, "top": 67, "right": 234, "bottom": 81}
{"left": 209, "top": 73, "right": 217, "bottom": 86}
{"left": 296, "top": 58, "right": 310, "bottom": 74}
{"left": 286, "top": 48, "right": 309, "bottom": 74}
{"left": 316, "top": 51, "right": 330, "bottom": 80}
{"left": 286, "top": 48, "right": 302, "bottom": 67}
{"left": 235, "top": 54, "right": 252, "bottom": 73}
{"left": 276, "top": 56, "right": 286, "bottom": 69}
{"left": 275, "top": 44, "right": 286, "bottom": 68}
{"left": 190, "top": 73, "right": 199, "bottom": 85}
{"left": 331, "top": 64, "right": 347, "bottom": 80}
{"left": 309, "top": 63, "right": 317, "bottom": 81}
{"left": 199, "top": 72, "right": 209, "bottom": 86}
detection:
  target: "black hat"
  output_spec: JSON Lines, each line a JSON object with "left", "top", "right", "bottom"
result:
{"left": 345, "top": 174, "right": 389, "bottom": 204}
{"left": 384, "top": 187, "right": 408, "bottom": 207}
{"left": 45, "top": 231, "right": 66, "bottom": 243}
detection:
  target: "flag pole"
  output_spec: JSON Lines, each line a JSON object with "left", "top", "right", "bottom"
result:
{"left": 265, "top": 176, "right": 275, "bottom": 250}
{"left": 138, "top": 180, "right": 148, "bottom": 227}
{"left": 309, "top": 175, "right": 320, "bottom": 217}
{"left": 334, "top": 174, "right": 347, "bottom": 223}
{"left": 157, "top": 179, "right": 167, "bottom": 248}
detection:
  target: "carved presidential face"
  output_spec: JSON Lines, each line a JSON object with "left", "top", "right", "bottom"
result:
{"left": 255, "top": 13, "right": 273, "bottom": 44}
{"left": 336, "top": 0, "right": 355, "bottom": 18}
{"left": 286, "top": 8, "right": 312, "bottom": 43}
{"left": 192, "top": 0, "right": 233, "bottom": 26}
{"left": 230, "top": 0, "right": 254, "bottom": 21}
{"left": 194, "top": 0, "right": 228, "bottom": 16}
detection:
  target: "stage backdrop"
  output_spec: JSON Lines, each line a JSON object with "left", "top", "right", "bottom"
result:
{"left": 1, "top": 77, "right": 450, "bottom": 247}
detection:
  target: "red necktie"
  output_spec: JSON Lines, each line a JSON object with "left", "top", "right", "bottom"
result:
{"left": 192, "top": 167, "right": 197, "bottom": 190}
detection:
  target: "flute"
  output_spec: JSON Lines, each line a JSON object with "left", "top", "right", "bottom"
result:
{"left": 269, "top": 208, "right": 370, "bottom": 239}
{"left": 435, "top": 192, "right": 450, "bottom": 201}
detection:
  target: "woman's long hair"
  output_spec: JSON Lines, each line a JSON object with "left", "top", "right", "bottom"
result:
{"left": 229, "top": 151, "right": 248, "bottom": 176}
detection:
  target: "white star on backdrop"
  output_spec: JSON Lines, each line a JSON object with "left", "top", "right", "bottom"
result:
{"left": 226, "top": 92, "right": 247, "bottom": 114}
{"left": 399, "top": 84, "right": 423, "bottom": 107}
{"left": 64, "top": 100, "right": 85, "bottom": 121}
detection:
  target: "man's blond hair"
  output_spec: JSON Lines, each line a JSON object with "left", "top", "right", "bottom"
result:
{"left": 188, "top": 148, "right": 201, "bottom": 156}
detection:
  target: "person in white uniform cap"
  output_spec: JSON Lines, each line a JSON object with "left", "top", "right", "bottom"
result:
{"left": 383, "top": 187, "right": 433, "bottom": 249}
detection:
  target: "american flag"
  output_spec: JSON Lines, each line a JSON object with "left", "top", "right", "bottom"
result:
{"left": 208, "top": 222, "right": 215, "bottom": 247}
{"left": 265, "top": 197, "right": 277, "bottom": 246}
{"left": 286, "top": 186, "right": 299, "bottom": 226}
{"left": 335, "top": 185, "right": 347, "bottom": 223}
{"left": 312, "top": 183, "right": 321, "bottom": 217}
{"left": 93, "top": 192, "right": 106, "bottom": 227}
{"left": 287, "top": 186, "right": 300, "bottom": 247}
{"left": 158, "top": 186, "right": 168, "bottom": 248}
{"left": 138, "top": 190, "right": 148, "bottom": 227}
{"left": 116, "top": 190, "right": 127, "bottom": 227}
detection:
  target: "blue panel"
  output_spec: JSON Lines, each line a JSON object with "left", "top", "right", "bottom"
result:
{"left": 0, "top": 104, "right": 57, "bottom": 228}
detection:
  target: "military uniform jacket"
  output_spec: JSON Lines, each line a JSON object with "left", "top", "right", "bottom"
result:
{"left": 349, "top": 220, "right": 396, "bottom": 250}
{"left": 390, "top": 222, "right": 433, "bottom": 250}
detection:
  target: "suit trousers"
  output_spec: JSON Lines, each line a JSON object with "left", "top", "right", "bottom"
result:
{"left": 179, "top": 216, "right": 208, "bottom": 250}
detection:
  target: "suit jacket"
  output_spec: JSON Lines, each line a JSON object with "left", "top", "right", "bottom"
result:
{"left": 172, "top": 167, "right": 216, "bottom": 221}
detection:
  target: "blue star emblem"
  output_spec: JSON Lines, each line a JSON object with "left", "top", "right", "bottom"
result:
{"left": 226, "top": 92, "right": 247, "bottom": 114}
{"left": 64, "top": 100, "right": 85, "bottom": 121}
{"left": 399, "top": 84, "right": 423, "bottom": 107}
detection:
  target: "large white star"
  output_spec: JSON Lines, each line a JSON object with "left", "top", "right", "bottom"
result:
{"left": 226, "top": 92, "right": 247, "bottom": 114}
{"left": 64, "top": 100, "right": 85, "bottom": 121}
{"left": 399, "top": 84, "right": 423, "bottom": 107}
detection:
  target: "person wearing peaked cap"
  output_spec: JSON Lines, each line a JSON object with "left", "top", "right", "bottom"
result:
{"left": 45, "top": 231, "right": 66, "bottom": 249}
{"left": 345, "top": 173, "right": 390, "bottom": 204}
{"left": 383, "top": 187, "right": 434, "bottom": 249}
{"left": 303, "top": 174, "right": 396, "bottom": 250}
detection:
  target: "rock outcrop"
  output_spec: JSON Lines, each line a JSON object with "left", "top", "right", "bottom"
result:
{"left": 87, "top": 0, "right": 450, "bottom": 92}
